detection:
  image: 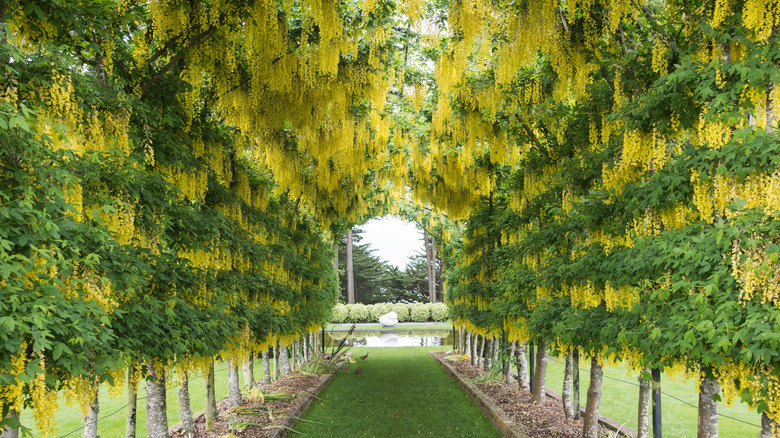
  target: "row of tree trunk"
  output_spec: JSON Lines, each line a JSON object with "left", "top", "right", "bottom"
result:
{"left": 340, "top": 227, "right": 443, "bottom": 304}
{"left": 454, "top": 328, "right": 778, "bottom": 438}
{"left": 50, "top": 331, "right": 322, "bottom": 438}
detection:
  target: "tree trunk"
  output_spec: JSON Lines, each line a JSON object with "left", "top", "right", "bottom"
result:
{"left": 471, "top": 333, "right": 478, "bottom": 366}
{"left": 652, "top": 367, "right": 662, "bottom": 438}
{"left": 126, "top": 366, "right": 137, "bottom": 438}
{"left": 478, "top": 335, "right": 486, "bottom": 368}
{"left": 483, "top": 338, "right": 492, "bottom": 371}
{"left": 638, "top": 368, "right": 652, "bottom": 438}
{"left": 437, "top": 256, "right": 445, "bottom": 302}
{"left": 530, "top": 341, "right": 548, "bottom": 404}
{"left": 243, "top": 351, "right": 255, "bottom": 388}
{"left": 83, "top": 388, "right": 98, "bottom": 438}
{"left": 205, "top": 360, "right": 217, "bottom": 430}
{"left": 515, "top": 342, "right": 530, "bottom": 391}
{"left": 280, "top": 345, "right": 291, "bottom": 374}
{"left": 528, "top": 342, "right": 535, "bottom": 393}
{"left": 227, "top": 359, "right": 241, "bottom": 407}
{"left": 333, "top": 240, "right": 339, "bottom": 301}
{"left": 573, "top": 348, "right": 581, "bottom": 421}
{"left": 502, "top": 334, "right": 509, "bottom": 381}
{"left": 697, "top": 370, "right": 719, "bottom": 438}
{"left": 582, "top": 357, "right": 603, "bottom": 438}
{"left": 274, "top": 342, "right": 281, "bottom": 380}
{"left": 424, "top": 229, "right": 435, "bottom": 303}
{"left": 262, "top": 348, "right": 271, "bottom": 385}
{"left": 1, "top": 410, "right": 19, "bottom": 438}
{"left": 464, "top": 329, "right": 471, "bottom": 357}
{"left": 759, "top": 412, "right": 780, "bottom": 438}
{"left": 431, "top": 234, "right": 438, "bottom": 302}
{"left": 291, "top": 340, "right": 297, "bottom": 371}
{"left": 145, "top": 360, "right": 168, "bottom": 438}
{"left": 562, "top": 350, "right": 575, "bottom": 419}
{"left": 346, "top": 229, "right": 355, "bottom": 304}
{"left": 177, "top": 370, "right": 196, "bottom": 436}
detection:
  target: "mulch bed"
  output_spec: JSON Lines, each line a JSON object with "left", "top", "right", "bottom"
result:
{"left": 169, "top": 372, "right": 327, "bottom": 438}
{"left": 432, "top": 352, "right": 611, "bottom": 438}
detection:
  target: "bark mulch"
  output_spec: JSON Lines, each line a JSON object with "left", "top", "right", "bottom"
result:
{"left": 169, "top": 372, "right": 331, "bottom": 438}
{"left": 432, "top": 351, "right": 612, "bottom": 438}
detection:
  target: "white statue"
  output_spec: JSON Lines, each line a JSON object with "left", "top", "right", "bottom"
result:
{"left": 378, "top": 311, "right": 398, "bottom": 327}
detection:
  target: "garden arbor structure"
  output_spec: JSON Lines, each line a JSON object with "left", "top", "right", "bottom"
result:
{"left": 1, "top": 1, "right": 780, "bottom": 437}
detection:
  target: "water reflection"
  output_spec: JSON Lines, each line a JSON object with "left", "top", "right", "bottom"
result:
{"left": 325, "top": 330, "right": 453, "bottom": 348}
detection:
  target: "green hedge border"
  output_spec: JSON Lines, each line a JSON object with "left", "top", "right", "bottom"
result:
{"left": 331, "top": 303, "right": 450, "bottom": 323}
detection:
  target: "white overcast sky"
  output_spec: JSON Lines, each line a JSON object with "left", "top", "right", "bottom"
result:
{"left": 359, "top": 216, "right": 424, "bottom": 269}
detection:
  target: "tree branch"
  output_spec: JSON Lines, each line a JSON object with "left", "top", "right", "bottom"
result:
{"left": 140, "top": 25, "right": 217, "bottom": 97}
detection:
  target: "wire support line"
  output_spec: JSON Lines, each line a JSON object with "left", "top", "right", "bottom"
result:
{"left": 546, "top": 356, "right": 760, "bottom": 429}
{"left": 54, "top": 360, "right": 246, "bottom": 438}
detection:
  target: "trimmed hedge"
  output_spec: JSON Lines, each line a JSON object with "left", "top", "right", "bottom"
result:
{"left": 349, "top": 303, "right": 370, "bottom": 322}
{"left": 410, "top": 303, "right": 430, "bottom": 322}
{"left": 332, "top": 303, "right": 450, "bottom": 323}
{"left": 331, "top": 304, "right": 349, "bottom": 323}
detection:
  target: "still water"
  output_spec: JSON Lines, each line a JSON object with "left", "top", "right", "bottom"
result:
{"left": 324, "top": 330, "right": 454, "bottom": 347}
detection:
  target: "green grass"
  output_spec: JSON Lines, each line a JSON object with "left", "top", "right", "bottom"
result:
{"left": 327, "top": 321, "right": 455, "bottom": 331}
{"left": 295, "top": 347, "right": 501, "bottom": 437}
{"left": 543, "top": 354, "right": 762, "bottom": 437}
{"left": 21, "top": 358, "right": 267, "bottom": 437}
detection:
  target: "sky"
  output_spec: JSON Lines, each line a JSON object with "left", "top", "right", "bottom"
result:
{"left": 358, "top": 216, "right": 424, "bottom": 269}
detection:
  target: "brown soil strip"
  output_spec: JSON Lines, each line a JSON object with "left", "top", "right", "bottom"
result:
{"left": 431, "top": 352, "right": 634, "bottom": 438}
{"left": 169, "top": 372, "right": 334, "bottom": 437}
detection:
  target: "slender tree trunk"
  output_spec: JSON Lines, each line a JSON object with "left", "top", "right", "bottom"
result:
{"left": 274, "top": 342, "right": 281, "bottom": 380}
{"left": 483, "top": 338, "right": 492, "bottom": 371}
{"left": 346, "top": 229, "right": 355, "bottom": 304}
{"left": 638, "top": 368, "right": 652, "bottom": 438}
{"left": 126, "top": 365, "right": 137, "bottom": 438}
{"left": 528, "top": 342, "right": 535, "bottom": 393}
{"left": 243, "top": 351, "right": 255, "bottom": 388}
{"left": 502, "top": 334, "right": 510, "bottom": 381}
{"left": 280, "top": 345, "right": 291, "bottom": 374}
{"left": 563, "top": 351, "right": 575, "bottom": 419}
{"left": 515, "top": 342, "right": 530, "bottom": 391}
{"left": 424, "top": 229, "right": 435, "bottom": 303}
{"left": 573, "top": 348, "right": 581, "bottom": 421}
{"left": 437, "top": 256, "right": 445, "bottom": 302}
{"left": 145, "top": 360, "right": 168, "bottom": 438}
{"left": 333, "top": 241, "right": 339, "bottom": 301}
{"left": 697, "top": 370, "right": 719, "bottom": 438}
{"left": 205, "top": 360, "right": 217, "bottom": 430}
{"left": 478, "top": 335, "right": 486, "bottom": 368}
{"left": 83, "top": 389, "right": 99, "bottom": 438}
{"left": 291, "top": 340, "right": 297, "bottom": 371}
{"left": 227, "top": 359, "right": 241, "bottom": 406}
{"left": 471, "top": 333, "right": 478, "bottom": 366}
{"left": 262, "top": 348, "right": 271, "bottom": 385}
{"left": 464, "top": 329, "right": 471, "bottom": 357}
{"left": 652, "top": 367, "right": 662, "bottom": 438}
{"left": 759, "top": 412, "right": 780, "bottom": 438}
{"left": 431, "top": 234, "right": 438, "bottom": 302}
{"left": 458, "top": 329, "right": 465, "bottom": 354}
{"left": 177, "top": 370, "right": 196, "bottom": 436}
{"left": 530, "top": 341, "right": 548, "bottom": 404}
{"left": 1, "top": 410, "right": 19, "bottom": 438}
{"left": 582, "top": 357, "right": 603, "bottom": 438}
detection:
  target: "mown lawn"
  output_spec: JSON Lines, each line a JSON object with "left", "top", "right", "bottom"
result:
{"left": 295, "top": 346, "right": 501, "bottom": 437}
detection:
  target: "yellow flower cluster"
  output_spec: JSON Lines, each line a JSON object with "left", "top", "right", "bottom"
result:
{"left": 31, "top": 360, "right": 59, "bottom": 438}
{"left": 604, "top": 282, "right": 639, "bottom": 311}
{"left": 566, "top": 281, "right": 602, "bottom": 309}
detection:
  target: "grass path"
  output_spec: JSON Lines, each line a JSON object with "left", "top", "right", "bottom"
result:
{"left": 295, "top": 347, "right": 500, "bottom": 437}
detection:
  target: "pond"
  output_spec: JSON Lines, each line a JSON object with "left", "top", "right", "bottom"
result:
{"left": 324, "top": 329, "right": 454, "bottom": 348}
